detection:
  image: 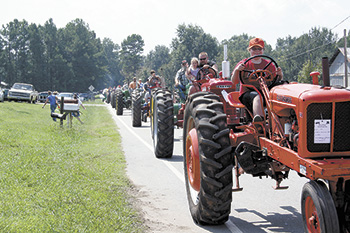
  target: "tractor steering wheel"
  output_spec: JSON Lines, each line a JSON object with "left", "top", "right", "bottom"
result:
{"left": 239, "top": 55, "right": 279, "bottom": 89}
{"left": 196, "top": 66, "right": 217, "bottom": 81}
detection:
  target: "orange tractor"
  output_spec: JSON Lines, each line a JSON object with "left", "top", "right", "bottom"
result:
{"left": 183, "top": 55, "right": 350, "bottom": 232}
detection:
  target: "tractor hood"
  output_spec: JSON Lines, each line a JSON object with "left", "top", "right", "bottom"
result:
{"left": 201, "top": 79, "right": 235, "bottom": 93}
{"left": 270, "top": 83, "right": 350, "bottom": 105}
{"left": 269, "top": 83, "right": 350, "bottom": 118}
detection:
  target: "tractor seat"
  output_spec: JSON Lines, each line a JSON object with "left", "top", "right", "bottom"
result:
{"left": 226, "top": 92, "right": 245, "bottom": 108}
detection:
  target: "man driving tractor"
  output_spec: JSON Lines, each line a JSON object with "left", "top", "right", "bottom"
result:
{"left": 148, "top": 70, "right": 163, "bottom": 88}
{"left": 231, "top": 37, "right": 283, "bottom": 124}
{"left": 143, "top": 70, "right": 162, "bottom": 104}
{"left": 129, "top": 77, "right": 138, "bottom": 90}
{"left": 198, "top": 51, "right": 218, "bottom": 72}
{"left": 188, "top": 52, "right": 218, "bottom": 95}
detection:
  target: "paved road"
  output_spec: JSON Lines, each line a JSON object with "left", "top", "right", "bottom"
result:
{"left": 106, "top": 105, "right": 308, "bottom": 233}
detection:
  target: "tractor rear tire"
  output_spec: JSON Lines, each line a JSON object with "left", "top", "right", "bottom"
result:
{"left": 183, "top": 92, "right": 233, "bottom": 225}
{"left": 152, "top": 89, "right": 174, "bottom": 158}
{"left": 150, "top": 88, "right": 159, "bottom": 139}
{"left": 111, "top": 91, "right": 116, "bottom": 109}
{"left": 132, "top": 90, "right": 142, "bottom": 127}
{"left": 116, "top": 89, "right": 123, "bottom": 115}
{"left": 125, "top": 98, "right": 131, "bottom": 109}
{"left": 106, "top": 92, "right": 111, "bottom": 104}
{"left": 301, "top": 180, "right": 340, "bottom": 233}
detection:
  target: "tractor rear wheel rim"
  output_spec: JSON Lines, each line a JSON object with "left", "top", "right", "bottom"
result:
{"left": 186, "top": 128, "right": 200, "bottom": 204}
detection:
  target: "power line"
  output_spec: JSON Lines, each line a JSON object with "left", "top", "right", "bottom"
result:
{"left": 279, "top": 15, "right": 350, "bottom": 62}
{"left": 280, "top": 41, "right": 334, "bottom": 61}
{"left": 331, "top": 15, "right": 350, "bottom": 31}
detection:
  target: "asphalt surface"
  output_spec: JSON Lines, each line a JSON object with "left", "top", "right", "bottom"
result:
{"left": 106, "top": 104, "right": 308, "bottom": 233}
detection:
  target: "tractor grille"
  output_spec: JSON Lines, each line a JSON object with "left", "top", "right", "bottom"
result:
{"left": 307, "top": 101, "right": 350, "bottom": 152}
{"left": 334, "top": 102, "right": 350, "bottom": 151}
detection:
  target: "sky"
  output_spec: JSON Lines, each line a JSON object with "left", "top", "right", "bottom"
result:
{"left": 2, "top": 0, "right": 350, "bottom": 55}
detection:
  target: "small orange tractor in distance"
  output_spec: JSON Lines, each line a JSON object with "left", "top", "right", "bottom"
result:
{"left": 183, "top": 55, "right": 350, "bottom": 232}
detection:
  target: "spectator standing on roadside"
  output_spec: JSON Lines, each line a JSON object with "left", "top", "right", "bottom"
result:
{"left": 42, "top": 90, "right": 59, "bottom": 122}
{"left": 102, "top": 88, "right": 108, "bottom": 102}
{"left": 71, "top": 94, "right": 86, "bottom": 124}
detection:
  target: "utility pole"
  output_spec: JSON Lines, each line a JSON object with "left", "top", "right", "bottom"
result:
{"left": 345, "top": 29, "right": 348, "bottom": 87}
{"left": 308, "top": 31, "right": 310, "bottom": 61}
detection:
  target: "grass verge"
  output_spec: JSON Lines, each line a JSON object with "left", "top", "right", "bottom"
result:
{"left": 0, "top": 102, "right": 144, "bottom": 232}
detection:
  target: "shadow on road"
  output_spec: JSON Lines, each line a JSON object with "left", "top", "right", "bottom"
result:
{"left": 231, "top": 206, "right": 303, "bottom": 233}
{"left": 159, "top": 154, "right": 183, "bottom": 162}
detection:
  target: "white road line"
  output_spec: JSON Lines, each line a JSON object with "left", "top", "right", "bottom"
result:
{"left": 111, "top": 110, "right": 185, "bottom": 181}
{"left": 225, "top": 220, "right": 243, "bottom": 233}
{"left": 109, "top": 107, "right": 240, "bottom": 233}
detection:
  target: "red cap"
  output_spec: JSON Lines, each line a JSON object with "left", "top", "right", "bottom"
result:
{"left": 248, "top": 38, "right": 265, "bottom": 50}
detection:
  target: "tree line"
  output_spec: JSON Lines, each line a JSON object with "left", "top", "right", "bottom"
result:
{"left": 0, "top": 18, "right": 349, "bottom": 92}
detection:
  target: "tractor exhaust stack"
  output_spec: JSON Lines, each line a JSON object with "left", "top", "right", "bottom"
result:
{"left": 322, "top": 57, "right": 330, "bottom": 86}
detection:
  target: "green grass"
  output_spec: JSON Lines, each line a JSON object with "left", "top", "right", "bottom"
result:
{"left": 82, "top": 97, "right": 106, "bottom": 105}
{"left": 0, "top": 102, "right": 144, "bottom": 232}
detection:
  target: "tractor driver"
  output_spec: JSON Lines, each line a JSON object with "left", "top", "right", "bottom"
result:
{"left": 148, "top": 70, "right": 162, "bottom": 88}
{"left": 129, "top": 77, "right": 138, "bottom": 90}
{"left": 188, "top": 52, "right": 219, "bottom": 95}
{"left": 198, "top": 52, "right": 218, "bottom": 72}
{"left": 231, "top": 37, "right": 283, "bottom": 123}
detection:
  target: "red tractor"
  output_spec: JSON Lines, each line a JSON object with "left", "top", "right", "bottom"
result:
{"left": 183, "top": 55, "right": 350, "bottom": 232}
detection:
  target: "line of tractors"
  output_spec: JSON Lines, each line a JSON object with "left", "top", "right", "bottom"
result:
{"left": 110, "top": 55, "right": 350, "bottom": 232}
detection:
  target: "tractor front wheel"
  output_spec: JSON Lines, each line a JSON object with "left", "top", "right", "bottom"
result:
{"left": 151, "top": 89, "right": 174, "bottom": 158}
{"left": 183, "top": 92, "right": 233, "bottom": 225}
{"left": 111, "top": 91, "right": 116, "bottom": 109}
{"left": 132, "top": 90, "right": 142, "bottom": 127}
{"left": 116, "top": 89, "right": 123, "bottom": 115}
{"left": 301, "top": 180, "right": 340, "bottom": 233}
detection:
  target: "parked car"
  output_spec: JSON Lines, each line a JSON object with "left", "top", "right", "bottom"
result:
{"left": 57, "top": 92, "right": 74, "bottom": 103}
{"left": 38, "top": 92, "right": 49, "bottom": 103}
{"left": 79, "top": 93, "right": 91, "bottom": 101}
{"left": 7, "top": 83, "right": 38, "bottom": 103}
{"left": 0, "top": 88, "right": 4, "bottom": 102}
